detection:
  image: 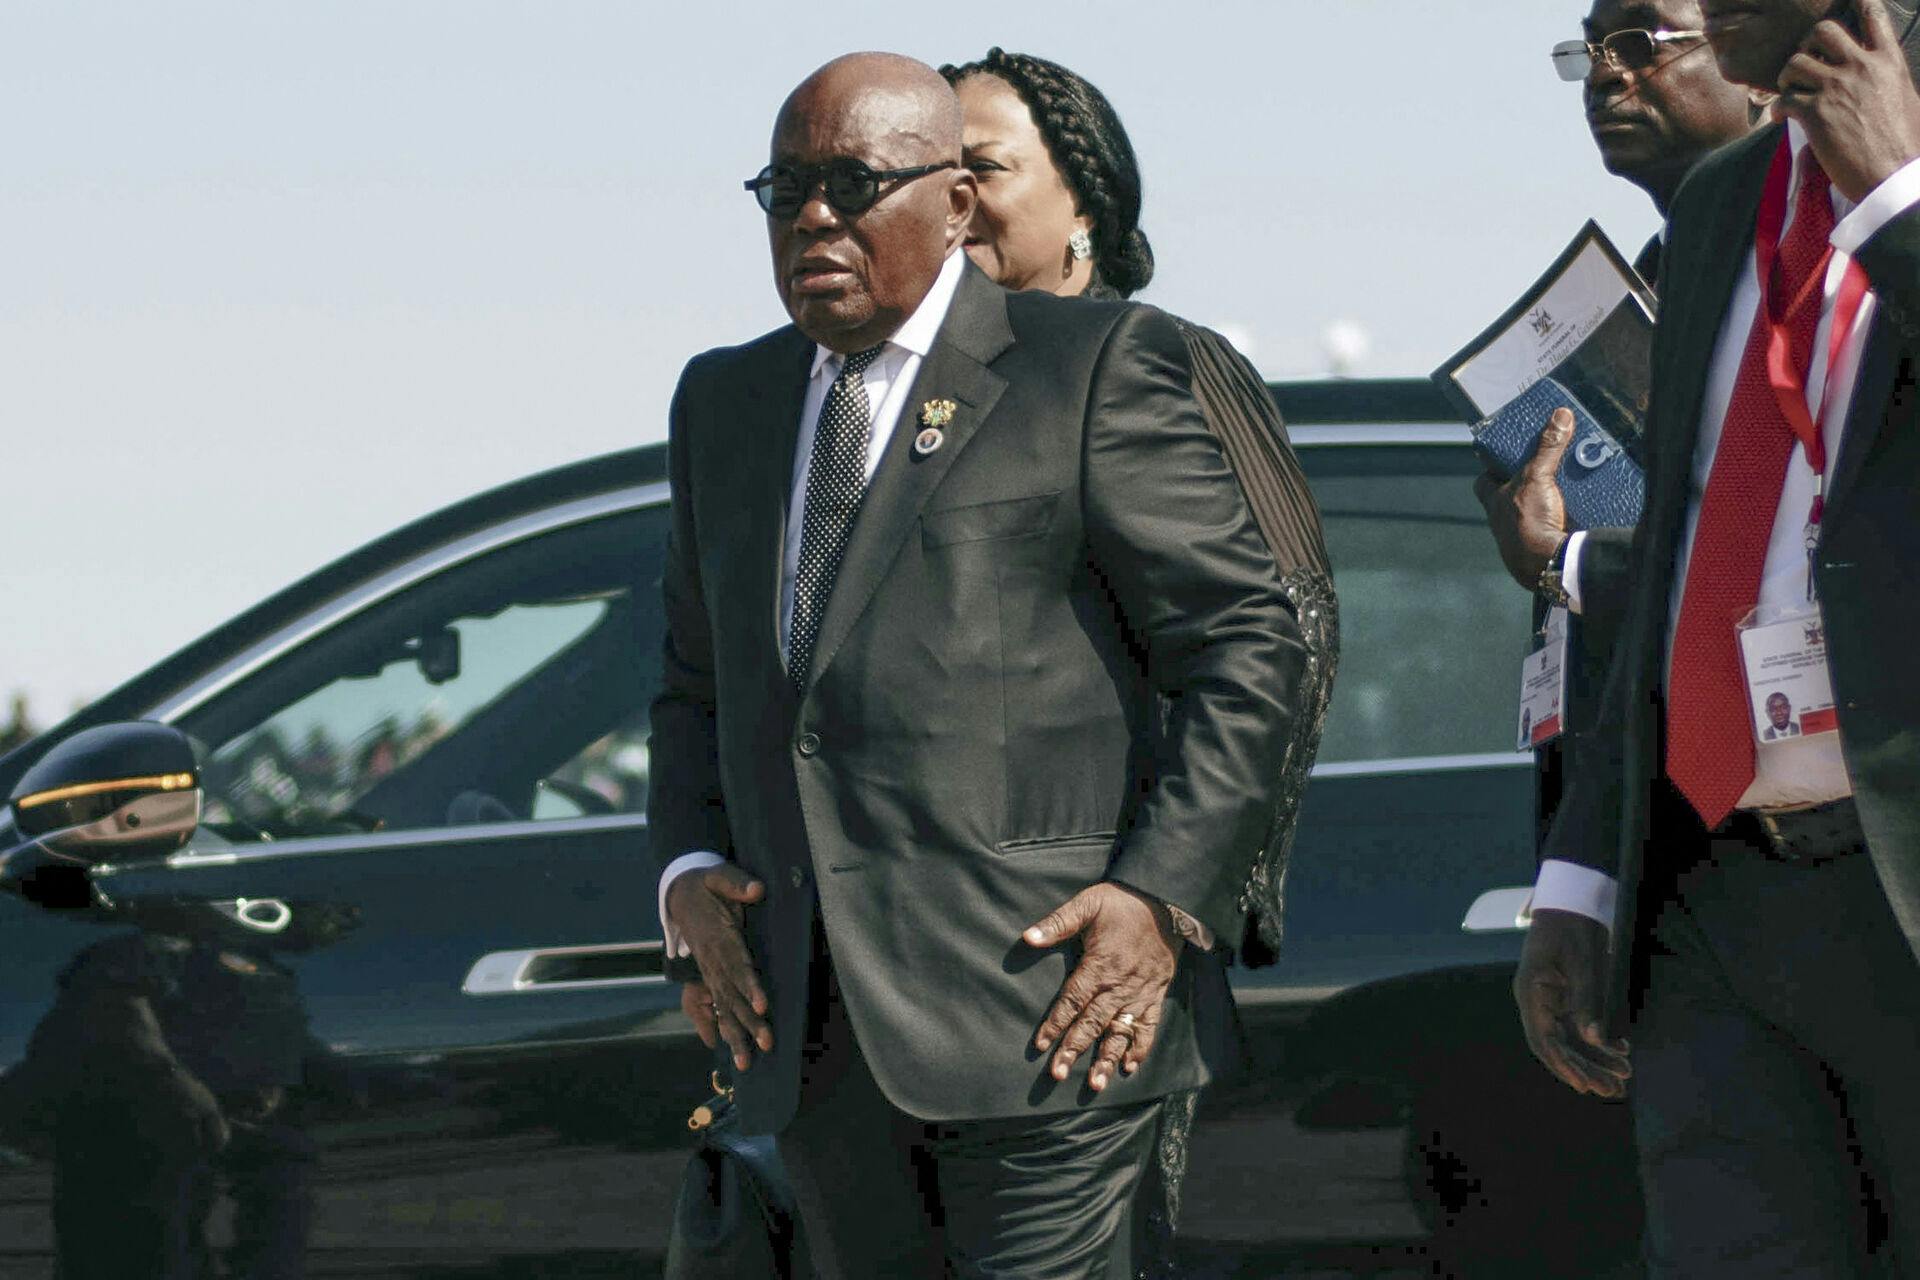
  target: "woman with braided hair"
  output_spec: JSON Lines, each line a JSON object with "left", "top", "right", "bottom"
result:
{"left": 940, "top": 47, "right": 1340, "bottom": 1274}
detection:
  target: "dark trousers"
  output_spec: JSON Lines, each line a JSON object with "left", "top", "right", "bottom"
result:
{"left": 776, "top": 957, "right": 1163, "bottom": 1280}
{"left": 1631, "top": 835, "right": 1920, "bottom": 1278}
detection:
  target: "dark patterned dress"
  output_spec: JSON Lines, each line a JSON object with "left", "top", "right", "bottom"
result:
{"left": 1134, "top": 320, "right": 1340, "bottom": 1277}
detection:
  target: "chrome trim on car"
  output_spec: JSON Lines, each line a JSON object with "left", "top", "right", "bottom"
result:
{"left": 1311, "top": 751, "right": 1532, "bottom": 779}
{"left": 158, "top": 812, "right": 651, "bottom": 868}
{"left": 143, "top": 482, "right": 671, "bottom": 723}
{"left": 1287, "top": 423, "right": 1471, "bottom": 448}
{"left": 1461, "top": 886, "right": 1535, "bottom": 933}
{"left": 462, "top": 939, "right": 667, "bottom": 996}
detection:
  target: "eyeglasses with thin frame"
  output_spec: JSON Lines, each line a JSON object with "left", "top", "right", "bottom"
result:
{"left": 1549, "top": 28, "right": 1705, "bottom": 81}
{"left": 743, "top": 158, "right": 957, "bottom": 220}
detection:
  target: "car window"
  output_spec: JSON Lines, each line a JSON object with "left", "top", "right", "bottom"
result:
{"left": 1297, "top": 443, "right": 1531, "bottom": 765}
{"left": 178, "top": 505, "right": 666, "bottom": 839}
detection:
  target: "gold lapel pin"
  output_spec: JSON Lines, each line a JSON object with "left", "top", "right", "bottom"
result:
{"left": 915, "top": 399, "right": 956, "bottom": 456}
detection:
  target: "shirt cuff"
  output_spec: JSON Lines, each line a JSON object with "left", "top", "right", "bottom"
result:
{"left": 1165, "top": 903, "right": 1215, "bottom": 951}
{"left": 1832, "top": 153, "right": 1920, "bottom": 254}
{"left": 1561, "top": 531, "right": 1588, "bottom": 617}
{"left": 1529, "top": 859, "right": 1617, "bottom": 932}
{"left": 658, "top": 850, "right": 727, "bottom": 960}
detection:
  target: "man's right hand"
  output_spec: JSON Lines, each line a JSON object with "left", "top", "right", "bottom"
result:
{"left": 665, "top": 864, "right": 773, "bottom": 1071}
{"left": 1513, "top": 907, "right": 1631, "bottom": 1099}
{"left": 1473, "top": 407, "right": 1576, "bottom": 592}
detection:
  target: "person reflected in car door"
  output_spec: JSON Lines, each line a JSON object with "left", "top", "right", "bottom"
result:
{"left": 938, "top": 47, "right": 1336, "bottom": 1274}
{"left": 16, "top": 919, "right": 326, "bottom": 1280}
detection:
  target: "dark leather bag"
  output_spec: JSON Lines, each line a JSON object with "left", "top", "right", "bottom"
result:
{"left": 663, "top": 1080, "right": 811, "bottom": 1280}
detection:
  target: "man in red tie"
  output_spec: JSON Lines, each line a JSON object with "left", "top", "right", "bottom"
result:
{"left": 1513, "top": 0, "right": 1920, "bottom": 1272}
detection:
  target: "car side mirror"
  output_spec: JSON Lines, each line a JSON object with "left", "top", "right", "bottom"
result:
{"left": 5, "top": 721, "right": 202, "bottom": 875}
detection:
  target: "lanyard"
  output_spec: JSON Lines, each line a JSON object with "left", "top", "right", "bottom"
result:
{"left": 1751, "top": 137, "right": 1872, "bottom": 544}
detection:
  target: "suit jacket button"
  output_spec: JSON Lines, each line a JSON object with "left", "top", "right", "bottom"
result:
{"left": 796, "top": 732, "right": 821, "bottom": 757}
{"left": 788, "top": 866, "right": 806, "bottom": 889}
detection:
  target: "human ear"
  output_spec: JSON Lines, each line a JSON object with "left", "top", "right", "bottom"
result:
{"left": 945, "top": 170, "right": 979, "bottom": 248}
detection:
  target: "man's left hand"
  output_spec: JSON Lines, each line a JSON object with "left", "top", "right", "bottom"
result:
{"left": 681, "top": 978, "right": 720, "bottom": 1050}
{"left": 1772, "top": 0, "right": 1920, "bottom": 201}
{"left": 1025, "top": 883, "right": 1180, "bottom": 1092}
{"left": 1473, "top": 407, "right": 1575, "bottom": 592}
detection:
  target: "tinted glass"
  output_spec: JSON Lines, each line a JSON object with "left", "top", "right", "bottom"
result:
{"left": 1297, "top": 443, "right": 1533, "bottom": 764}
{"left": 179, "top": 507, "right": 666, "bottom": 839}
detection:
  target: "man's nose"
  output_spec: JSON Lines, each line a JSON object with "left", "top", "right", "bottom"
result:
{"left": 792, "top": 186, "right": 842, "bottom": 235}
{"left": 1586, "top": 46, "right": 1631, "bottom": 96}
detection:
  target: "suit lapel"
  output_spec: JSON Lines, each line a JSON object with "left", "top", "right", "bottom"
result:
{"left": 1825, "top": 292, "right": 1902, "bottom": 513}
{"left": 1622, "top": 130, "right": 1778, "bottom": 685}
{"left": 737, "top": 329, "right": 815, "bottom": 689}
{"left": 802, "top": 264, "right": 1013, "bottom": 695}
{"left": 1658, "top": 127, "right": 1780, "bottom": 497}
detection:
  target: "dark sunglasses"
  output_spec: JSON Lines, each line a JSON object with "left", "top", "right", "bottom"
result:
{"left": 743, "top": 157, "right": 956, "bottom": 220}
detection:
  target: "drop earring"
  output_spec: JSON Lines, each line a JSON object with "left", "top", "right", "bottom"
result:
{"left": 1067, "top": 228, "right": 1093, "bottom": 261}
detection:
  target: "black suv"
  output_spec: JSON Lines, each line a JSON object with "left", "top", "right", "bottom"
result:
{"left": 0, "top": 380, "right": 1639, "bottom": 1278}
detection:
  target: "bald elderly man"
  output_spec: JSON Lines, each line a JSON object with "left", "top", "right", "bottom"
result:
{"left": 647, "top": 52, "right": 1301, "bottom": 1277}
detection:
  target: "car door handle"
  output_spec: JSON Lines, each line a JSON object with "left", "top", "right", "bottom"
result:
{"left": 461, "top": 940, "right": 665, "bottom": 995}
{"left": 1461, "top": 886, "right": 1533, "bottom": 933}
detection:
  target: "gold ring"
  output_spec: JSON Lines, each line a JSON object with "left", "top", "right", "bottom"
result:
{"left": 1113, "top": 1012, "right": 1137, "bottom": 1033}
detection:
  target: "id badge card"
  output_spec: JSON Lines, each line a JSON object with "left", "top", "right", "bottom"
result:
{"left": 1736, "top": 603, "right": 1840, "bottom": 743}
{"left": 1518, "top": 606, "right": 1569, "bottom": 750}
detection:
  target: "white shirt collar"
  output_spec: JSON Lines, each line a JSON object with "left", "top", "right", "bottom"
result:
{"left": 808, "top": 248, "right": 967, "bottom": 380}
{"left": 1786, "top": 118, "right": 1809, "bottom": 161}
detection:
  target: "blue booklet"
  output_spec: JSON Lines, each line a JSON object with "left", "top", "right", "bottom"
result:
{"left": 1433, "top": 221, "right": 1654, "bottom": 527}
{"left": 1471, "top": 378, "right": 1645, "bottom": 531}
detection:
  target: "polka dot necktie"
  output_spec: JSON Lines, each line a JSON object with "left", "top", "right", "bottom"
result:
{"left": 787, "top": 345, "right": 885, "bottom": 691}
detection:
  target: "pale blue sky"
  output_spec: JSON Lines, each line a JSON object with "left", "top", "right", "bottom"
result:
{"left": 0, "top": 0, "right": 1659, "bottom": 719}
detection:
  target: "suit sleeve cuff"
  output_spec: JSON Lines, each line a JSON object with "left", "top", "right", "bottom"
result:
{"left": 659, "top": 850, "right": 727, "bottom": 960}
{"left": 1530, "top": 859, "right": 1617, "bottom": 932}
{"left": 1833, "top": 154, "right": 1920, "bottom": 254}
{"left": 1561, "top": 531, "right": 1588, "bottom": 617}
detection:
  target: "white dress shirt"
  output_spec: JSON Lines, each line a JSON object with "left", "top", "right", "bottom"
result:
{"left": 1537, "top": 125, "right": 1920, "bottom": 928}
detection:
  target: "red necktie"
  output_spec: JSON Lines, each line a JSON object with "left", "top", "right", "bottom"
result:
{"left": 1667, "top": 155, "right": 1835, "bottom": 828}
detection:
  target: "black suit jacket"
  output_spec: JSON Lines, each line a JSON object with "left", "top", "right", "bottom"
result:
{"left": 1548, "top": 125, "right": 1920, "bottom": 1025}
{"left": 648, "top": 263, "right": 1302, "bottom": 1132}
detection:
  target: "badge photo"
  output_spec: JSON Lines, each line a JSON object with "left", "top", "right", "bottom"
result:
{"left": 1736, "top": 604, "right": 1840, "bottom": 743}
{"left": 1517, "top": 606, "right": 1569, "bottom": 750}
{"left": 915, "top": 398, "right": 955, "bottom": 457}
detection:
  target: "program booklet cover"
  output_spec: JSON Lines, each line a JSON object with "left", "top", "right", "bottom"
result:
{"left": 1433, "top": 220, "right": 1656, "bottom": 471}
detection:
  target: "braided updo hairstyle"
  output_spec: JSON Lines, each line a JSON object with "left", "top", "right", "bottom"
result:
{"left": 940, "top": 48, "right": 1153, "bottom": 300}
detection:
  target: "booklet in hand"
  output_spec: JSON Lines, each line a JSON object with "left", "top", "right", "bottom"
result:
{"left": 1433, "top": 221, "right": 1654, "bottom": 529}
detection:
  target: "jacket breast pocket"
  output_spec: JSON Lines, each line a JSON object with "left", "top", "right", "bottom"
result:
{"left": 995, "top": 831, "right": 1116, "bottom": 859}
{"left": 921, "top": 491, "right": 1061, "bottom": 549}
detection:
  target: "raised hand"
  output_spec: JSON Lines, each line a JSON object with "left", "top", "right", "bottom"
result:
{"left": 1474, "top": 407, "right": 1575, "bottom": 592}
{"left": 1024, "top": 882, "right": 1179, "bottom": 1092}
{"left": 1772, "top": 0, "right": 1920, "bottom": 201}
{"left": 665, "top": 863, "right": 772, "bottom": 1071}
